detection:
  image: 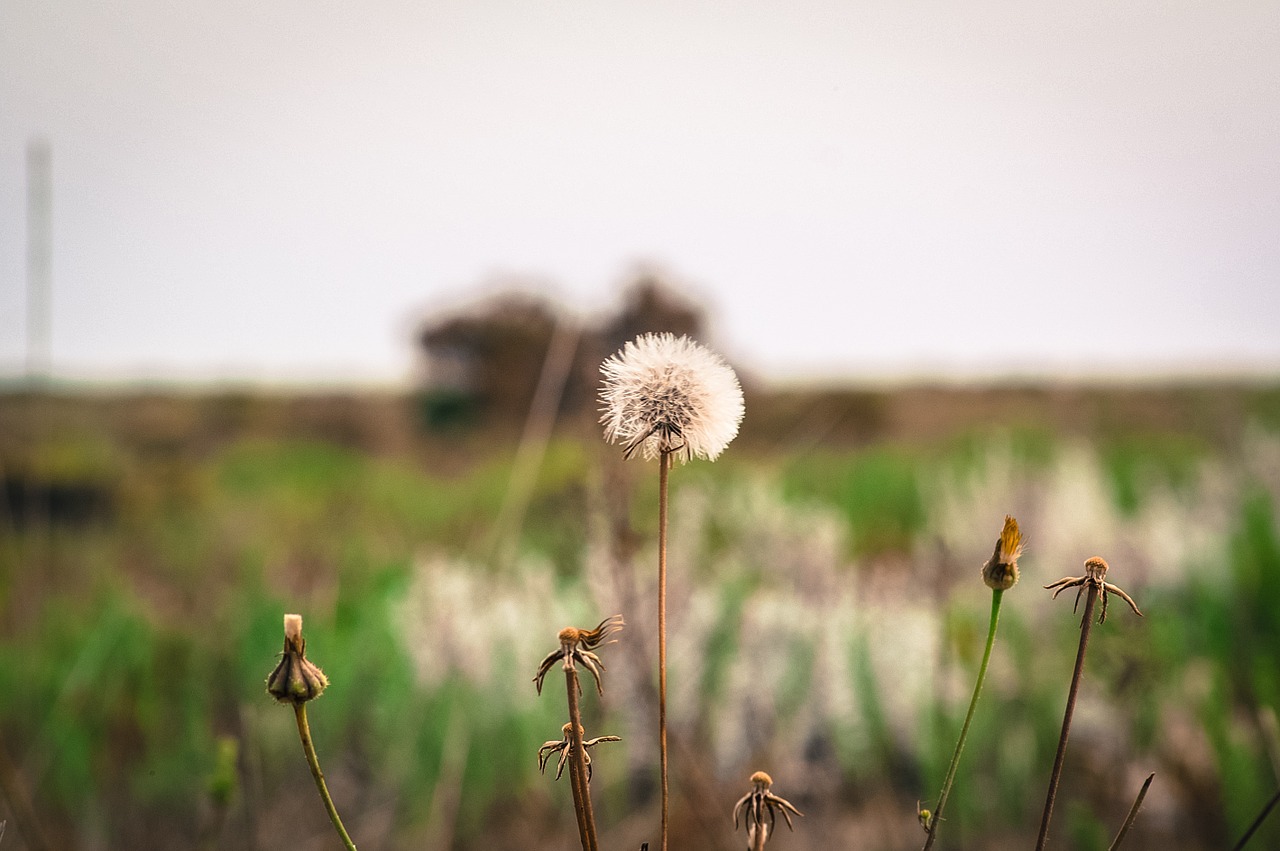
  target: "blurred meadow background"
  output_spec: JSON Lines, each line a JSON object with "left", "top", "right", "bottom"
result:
{"left": 3, "top": 2, "right": 1280, "bottom": 850}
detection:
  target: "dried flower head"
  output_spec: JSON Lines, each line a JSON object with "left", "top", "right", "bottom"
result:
{"left": 1044, "top": 556, "right": 1143, "bottom": 625}
{"left": 266, "top": 613, "right": 329, "bottom": 704}
{"left": 599, "top": 332, "right": 744, "bottom": 462}
{"left": 733, "top": 770, "right": 803, "bottom": 849}
{"left": 981, "top": 514, "right": 1024, "bottom": 590}
{"left": 537, "top": 722, "right": 622, "bottom": 781}
{"left": 533, "top": 615, "right": 624, "bottom": 696}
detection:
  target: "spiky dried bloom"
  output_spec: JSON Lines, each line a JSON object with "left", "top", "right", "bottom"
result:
{"left": 266, "top": 613, "right": 329, "bottom": 704}
{"left": 733, "top": 770, "right": 803, "bottom": 849}
{"left": 599, "top": 332, "right": 744, "bottom": 462}
{"left": 981, "top": 514, "right": 1024, "bottom": 590}
{"left": 537, "top": 722, "right": 622, "bottom": 781}
{"left": 532, "top": 615, "right": 624, "bottom": 696}
{"left": 1044, "top": 556, "right": 1143, "bottom": 625}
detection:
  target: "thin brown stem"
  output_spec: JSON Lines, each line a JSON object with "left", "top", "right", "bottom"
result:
{"left": 1035, "top": 588, "right": 1097, "bottom": 850}
{"left": 567, "top": 751, "right": 591, "bottom": 851}
{"left": 565, "top": 668, "right": 599, "bottom": 851}
{"left": 658, "top": 450, "right": 671, "bottom": 851}
{"left": 752, "top": 821, "right": 766, "bottom": 851}
{"left": 1230, "top": 786, "right": 1280, "bottom": 851}
{"left": 1108, "top": 772, "right": 1154, "bottom": 850}
{"left": 293, "top": 704, "right": 357, "bottom": 851}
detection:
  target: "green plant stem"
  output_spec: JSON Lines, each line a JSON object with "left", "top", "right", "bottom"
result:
{"left": 658, "top": 451, "right": 671, "bottom": 851}
{"left": 1035, "top": 587, "right": 1098, "bottom": 851}
{"left": 565, "top": 668, "right": 599, "bottom": 851}
{"left": 1230, "top": 786, "right": 1280, "bottom": 851}
{"left": 1108, "top": 772, "right": 1154, "bottom": 850}
{"left": 293, "top": 704, "right": 358, "bottom": 851}
{"left": 921, "top": 588, "right": 1004, "bottom": 851}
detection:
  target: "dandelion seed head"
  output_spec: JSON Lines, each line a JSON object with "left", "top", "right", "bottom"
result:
{"left": 599, "top": 332, "right": 744, "bottom": 462}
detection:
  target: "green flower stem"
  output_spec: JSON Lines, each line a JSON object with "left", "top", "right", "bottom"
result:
{"left": 1036, "top": 586, "right": 1098, "bottom": 851}
{"left": 922, "top": 588, "right": 1004, "bottom": 851}
{"left": 293, "top": 704, "right": 358, "bottom": 851}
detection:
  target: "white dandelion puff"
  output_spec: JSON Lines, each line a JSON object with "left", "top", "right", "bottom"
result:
{"left": 599, "top": 332, "right": 744, "bottom": 462}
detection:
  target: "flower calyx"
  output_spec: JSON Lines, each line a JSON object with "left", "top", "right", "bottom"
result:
{"left": 1044, "top": 556, "right": 1143, "bottom": 626}
{"left": 533, "top": 615, "right": 624, "bottom": 696}
{"left": 266, "top": 613, "right": 329, "bottom": 705}
{"left": 537, "top": 722, "right": 622, "bottom": 782}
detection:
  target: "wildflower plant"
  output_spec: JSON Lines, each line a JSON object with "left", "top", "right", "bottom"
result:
{"left": 532, "top": 616, "right": 624, "bottom": 851}
{"left": 1036, "top": 557, "right": 1144, "bottom": 850}
{"left": 265, "top": 614, "right": 357, "bottom": 851}
{"left": 921, "top": 515, "right": 1022, "bottom": 850}
{"left": 600, "top": 332, "right": 744, "bottom": 851}
{"left": 732, "top": 771, "right": 803, "bottom": 851}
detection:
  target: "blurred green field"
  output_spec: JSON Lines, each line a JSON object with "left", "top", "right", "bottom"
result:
{"left": 1, "top": 383, "right": 1279, "bottom": 850}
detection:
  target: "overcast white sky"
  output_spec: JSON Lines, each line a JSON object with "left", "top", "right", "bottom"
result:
{"left": 1, "top": 0, "right": 1277, "bottom": 384}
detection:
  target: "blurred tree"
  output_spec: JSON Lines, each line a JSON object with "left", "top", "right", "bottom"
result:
{"left": 416, "top": 275, "right": 709, "bottom": 432}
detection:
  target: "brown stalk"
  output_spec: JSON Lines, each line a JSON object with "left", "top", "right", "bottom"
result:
{"left": 658, "top": 450, "right": 671, "bottom": 851}
{"left": 1035, "top": 588, "right": 1097, "bottom": 850}
{"left": 1107, "top": 772, "right": 1154, "bottom": 850}
{"left": 565, "top": 667, "right": 600, "bottom": 851}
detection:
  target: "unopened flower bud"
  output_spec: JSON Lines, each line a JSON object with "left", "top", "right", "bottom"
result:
{"left": 266, "top": 613, "right": 329, "bottom": 704}
{"left": 981, "top": 515, "right": 1024, "bottom": 590}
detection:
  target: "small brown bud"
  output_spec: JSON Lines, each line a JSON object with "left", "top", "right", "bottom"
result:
{"left": 266, "top": 613, "right": 329, "bottom": 704}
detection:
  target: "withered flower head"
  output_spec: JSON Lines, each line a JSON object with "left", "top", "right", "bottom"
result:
{"left": 266, "top": 613, "right": 329, "bottom": 704}
{"left": 1044, "top": 556, "right": 1144, "bottom": 626}
{"left": 599, "top": 333, "right": 744, "bottom": 463}
{"left": 533, "top": 615, "right": 624, "bottom": 696}
{"left": 537, "top": 722, "right": 621, "bottom": 782}
{"left": 981, "top": 514, "right": 1024, "bottom": 590}
{"left": 733, "top": 770, "right": 803, "bottom": 849}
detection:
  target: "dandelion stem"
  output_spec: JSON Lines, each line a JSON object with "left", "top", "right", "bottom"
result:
{"left": 922, "top": 588, "right": 1004, "bottom": 851}
{"left": 293, "top": 704, "right": 357, "bottom": 851}
{"left": 565, "top": 668, "right": 600, "bottom": 851}
{"left": 1108, "top": 772, "right": 1154, "bottom": 850}
{"left": 1036, "top": 587, "right": 1098, "bottom": 851}
{"left": 1230, "top": 786, "right": 1280, "bottom": 851}
{"left": 658, "top": 450, "right": 671, "bottom": 851}
{"left": 753, "top": 824, "right": 766, "bottom": 851}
